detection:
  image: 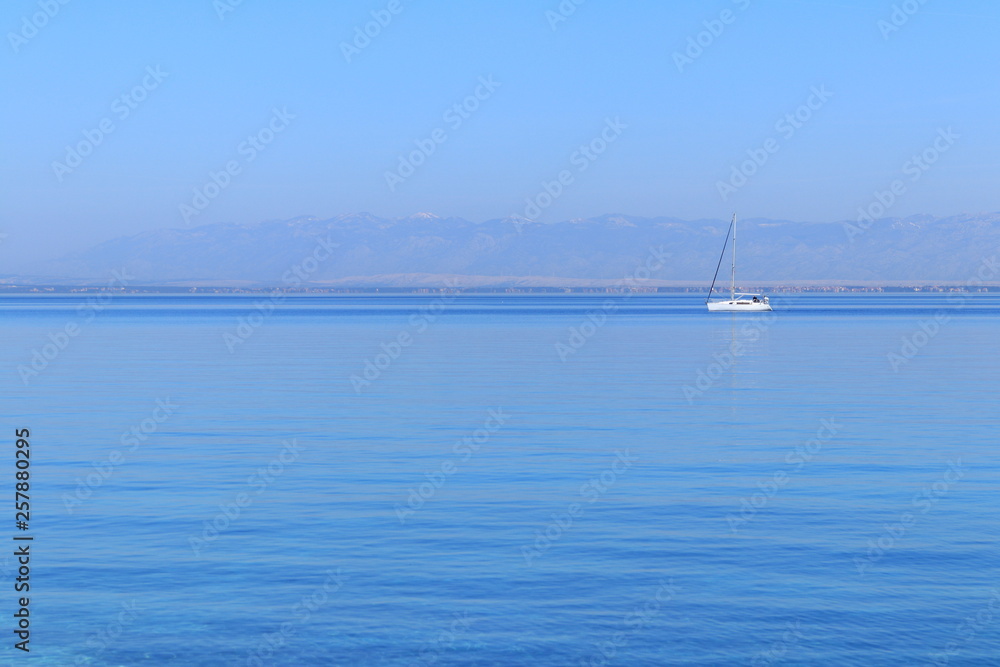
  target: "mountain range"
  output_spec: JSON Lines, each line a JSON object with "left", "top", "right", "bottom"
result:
{"left": 12, "top": 212, "right": 1000, "bottom": 286}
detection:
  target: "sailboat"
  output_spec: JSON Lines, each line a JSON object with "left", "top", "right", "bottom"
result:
{"left": 706, "top": 214, "right": 771, "bottom": 312}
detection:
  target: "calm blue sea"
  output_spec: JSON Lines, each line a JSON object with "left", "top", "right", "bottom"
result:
{"left": 1, "top": 293, "right": 998, "bottom": 666}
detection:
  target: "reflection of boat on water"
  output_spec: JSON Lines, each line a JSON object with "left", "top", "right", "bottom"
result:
{"left": 706, "top": 214, "right": 772, "bottom": 312}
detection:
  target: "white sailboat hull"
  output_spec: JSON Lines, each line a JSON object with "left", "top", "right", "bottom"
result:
{"left": 706, "top": 299, "right": 772, "bottom": 312}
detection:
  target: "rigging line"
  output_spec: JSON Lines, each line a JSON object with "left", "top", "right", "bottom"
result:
{"left": 706, "top": 215, "right": 735, "bottom": 304}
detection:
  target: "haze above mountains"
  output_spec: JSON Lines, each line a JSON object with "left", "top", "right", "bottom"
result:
{"left": 11, "top": 212, "right": 1000, "bottom": 287}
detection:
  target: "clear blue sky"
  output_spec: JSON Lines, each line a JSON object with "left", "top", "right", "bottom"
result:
{"left": 2, "top": 0, "right": 998, "bottom": 266}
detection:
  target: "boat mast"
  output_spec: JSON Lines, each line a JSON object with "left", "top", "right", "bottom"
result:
{"left": 706, "top": 215, "right": 734, "bottom": 304}
{"left": 730, "top": 214, "right": 736, "bottom": 300}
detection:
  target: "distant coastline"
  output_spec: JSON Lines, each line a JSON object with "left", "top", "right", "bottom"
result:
{"left": 16, "top": 213, "right": 1000, "bottom": 288}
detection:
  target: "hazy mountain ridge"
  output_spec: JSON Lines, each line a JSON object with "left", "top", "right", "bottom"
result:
{"left": 20, "top": 212, "right": 1000, "bottom": 285}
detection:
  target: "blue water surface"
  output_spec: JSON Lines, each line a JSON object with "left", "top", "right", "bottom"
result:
{"left": 0, "top": 293, "right": 997, "bottom": 665}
